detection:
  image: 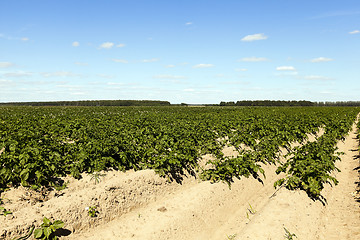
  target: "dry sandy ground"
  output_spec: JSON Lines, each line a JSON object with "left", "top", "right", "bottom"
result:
{"left": 1, "top": 124, "right": 359, "bottom": 240}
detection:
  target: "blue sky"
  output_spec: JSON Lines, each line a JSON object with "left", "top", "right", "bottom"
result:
{"left": 1, "top": 0, "right": 359, "bottom": 104}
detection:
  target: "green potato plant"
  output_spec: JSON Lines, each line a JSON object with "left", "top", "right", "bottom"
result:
{"left": 0, "top": 206, "right": 12, "bottom": 216}
{"left": 86, "top": 206, "right": 98, "bottom": 217}
{"left": 34, "top": 217, "right": 64, "bottom": 240}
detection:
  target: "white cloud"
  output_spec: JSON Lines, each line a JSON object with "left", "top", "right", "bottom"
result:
{"left": 0, "top": 62, "right": 15, "bottom": 68}
{"left": 153, "top": 74, "right": 187, "bottom": 79}
{"left": 112, "top": 59, "right": 128, "bottom": 63}
{"left": 304, "top": 75, "right": 333, "bottom": 81}
{"left": 310, "top": 57, "right": 334, "bottom": 62}
{"left": 193, "top": 64, "right": 215, "bottom": 68}
{"left": 41, "top": 71, "right": 82, "bottom": 78}
{"left": 21, "top": 37, "right": 29, "bottom": 41}
{"left": 185, "top": 22, "right": 193, "bottom": 25}
{"left": 276, "top": 66, "right": 296, "bottom": 71}
{"left": 240, "top": 57, "right": 269, "bottom": 62}
{"left": 241, "top": 33, "right": 268, "bottom": 42}
{"left": 165, "top": 64, "right": 175, "bottom": 68}
{"left": 99, "top": 42, "right": 114, "bottom": 49}
{"left": 3, "top": 71, "right": 33, "bottom": 77}
{"left": 72, "top": 41, "right": 80, "bottom": 47}
{"left": 235, "top": 68, "right": 248, "bottom": 72}
{"left": 349, "top": 30, "right": 360, "bottom": 34}
{"left": 116, "top": 43, "right": 126, "bottom": 47}
{"left": 142, "top": 58, "right": 159, "bottom": 63}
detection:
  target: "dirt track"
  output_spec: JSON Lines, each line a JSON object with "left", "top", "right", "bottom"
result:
{"left": 1, "top": 122, "right": 359, "bottom": 240}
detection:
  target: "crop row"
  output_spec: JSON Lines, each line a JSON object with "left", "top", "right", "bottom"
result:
{"left": 0, "top": 106, "right": 358, "bottom": 200}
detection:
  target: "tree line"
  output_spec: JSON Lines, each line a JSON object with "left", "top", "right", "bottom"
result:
{"left": 0, "top": 100, "right": 171, "bottom": 107}
{"left": 218, "top": 100, "right": 360, "bottom": 107}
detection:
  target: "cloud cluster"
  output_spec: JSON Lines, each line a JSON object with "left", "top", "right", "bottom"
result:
{"left": 310, "top": 57, "right": 334, "bottom": 62}
{"left": 349, "top": 30, "right": 360, "bottom": 34}
{"left": 240, "top": 57, "right": 268, "bottom": 62}
{"left": 241, "top": 33, "right": 268, "bottom": 42}
{"left": 41, "top": 71, "right": 82, "bottom": 78}
{"left": 3, "top": 71, "right": 33, "bottom": 77}
{"left": 99, "top": 42, "right": 126, "bottom": 49}
{"left": 112, "top": 59, "right": 128, "bottom": 63}
{"left": 276, "top": 66, "right": 296, "bottom": 71}
{"left": 0, "top": 62, "right": 15, "bottom": 68}
{"left": 72, "top": 41, "right": 80, "bottom": 47}
{"left": 99, "top": 42, "right": 114, "bottom": 49}
{"left": 142, "top": 58, "right": 159, "bottom": 63}
{"left": 192, "top": 64, "right": 214, "bottom": 68}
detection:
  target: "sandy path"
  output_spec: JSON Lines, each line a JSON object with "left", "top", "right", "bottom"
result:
{"left": 315, "top": 120, "right": 360, "bottom": 239}
{"left": 71, "top": 164, "right": 282, "bottom": 240}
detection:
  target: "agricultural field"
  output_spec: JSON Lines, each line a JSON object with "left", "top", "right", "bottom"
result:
{"left": 1, "top": 106, "right": 359, "bottom": 239}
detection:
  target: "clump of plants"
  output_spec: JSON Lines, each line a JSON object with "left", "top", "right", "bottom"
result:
{"left": 283, "top": 227, "right": 297, "bottom": 240}
{"left": 0, "top": 206, "right": 12, "bottom": 216}
{"left": 246, "top": 203, "right": 256, "bottom": 220}
{"left": 0, "top": 199, "right": 12, "bottom": 216}
{"left": 226, "top": 233, "right": 237, "bottom": 240}
{"left": 89, "top": 172, "right": 106, "bottom": 184}
{"left": 86, "top": 206, "right": 99, "bottom": 217}
{"left": 34, "top": 217, "right": 64, "bottom": 240}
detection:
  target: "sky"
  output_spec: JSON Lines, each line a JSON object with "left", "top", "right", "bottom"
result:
{"left": 1, "top": 0, "right": 359, "bottom": 104}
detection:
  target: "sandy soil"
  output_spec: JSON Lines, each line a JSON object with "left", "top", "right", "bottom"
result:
{"left": 1, "top": 124, "right": 358, "bottom": 240}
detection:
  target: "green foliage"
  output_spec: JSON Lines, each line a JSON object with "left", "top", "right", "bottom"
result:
{"left": 86, "top": 206, "right": 98, "bottom": 217}
{"left": 33, "top": 217, "right": 64, "bottom": 240}
{"left": 0, "top": 106, "right": 358, "bottom": 201}
{"left": 89, "top": 172, "right": 106, "bottom": 184}
{"left": 283, "top": 227, "right": 297, "bottom": 239}
{"left": 226, "top": 234, "right": 237, "bottom": 240}
{"left": 274, "top": 109, "right": 357, "bottom": 201}
{"left": 247, "top": 203, "right": 256, "bottom": 214}
{"left": 0, "top": 206, "right": 12, "bottom": 216}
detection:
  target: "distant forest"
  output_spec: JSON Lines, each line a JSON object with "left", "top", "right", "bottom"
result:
{"left": 0, "top": 100, "right": 171, "bottom": 107}
{"left": 1, "top": 100, "right": 360, "bottom": 107}
{"left": 219, "top": 100, "right": 360, "bottom": 107}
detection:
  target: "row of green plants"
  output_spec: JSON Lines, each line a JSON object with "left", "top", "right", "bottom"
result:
{"left": 0, "top": 106, "right": 358, "bottom": 199}
{"left": 274, "top": 112, "right": 356, "bottom": 201}
{"left": 199, "top": 108, "right": 359, "bottom": 199}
